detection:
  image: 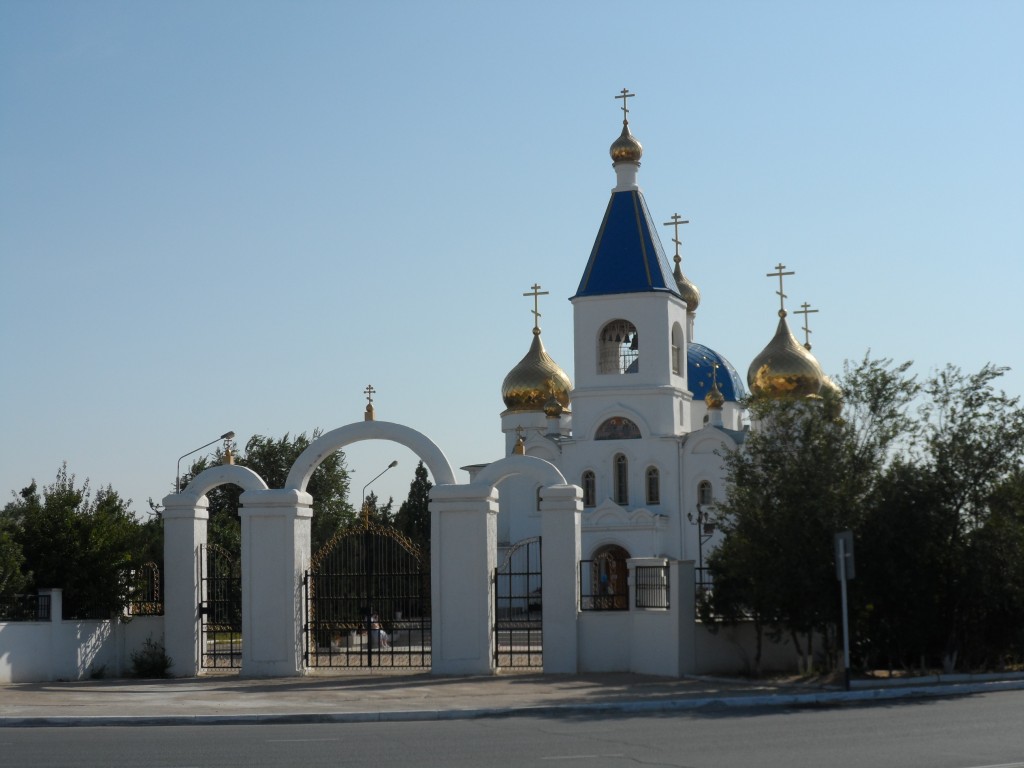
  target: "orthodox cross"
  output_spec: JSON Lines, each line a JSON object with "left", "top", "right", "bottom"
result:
{"left": 364, "top": 384, "right": 376, "bottom": 405}
{"left": 663, "top": 213, "right": 690, "bottom": 264}
{"left": 523, "top": 283, "right": 549, "bottom": 332}
{"left": 767, "top": 263, "right": 795, "bottom": 316}
{"left": 794, "top": 302, "right": 819, "bottom": 350}
{"left": 615, "top": 88, "right": 635, "bottom": 121}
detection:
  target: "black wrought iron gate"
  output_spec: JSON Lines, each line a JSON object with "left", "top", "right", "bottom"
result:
{"left": 304, "top": 525, "right": 430, "bottom": 668}
{"left": 494, "top": 536, "right": 542, "bottom": 668}
{"left": 199, "top": 543, "right": 242, "bottom": 669}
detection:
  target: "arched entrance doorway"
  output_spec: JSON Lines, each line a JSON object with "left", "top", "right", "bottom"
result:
{"left": 287, "top": 421, "right": 457, "bottom": 671}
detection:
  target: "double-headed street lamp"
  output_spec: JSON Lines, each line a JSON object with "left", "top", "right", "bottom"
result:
{"left": 362, "top": 460, "right": 398, "bottom": 526}
{"left": 176, "top": 430, "right": 235, "bottom": 493}
{"left": 687, "top": 502, "right": 716, "bottom": 576}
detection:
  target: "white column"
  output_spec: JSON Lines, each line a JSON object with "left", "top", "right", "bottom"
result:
{"left": 237, "top": 488, "right": 312, "bottom": 678}
{"left": 429, "top": 484, "right": 497, "bottom": 675}
{"left": 540, "top": 484, "right": 582, "bottom": 674}
{"left": 161, "top": 495, "right": 208, "bottom": 677}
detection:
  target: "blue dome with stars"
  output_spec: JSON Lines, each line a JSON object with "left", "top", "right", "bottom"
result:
{"left": 688, "top": 342, "right": 746, "bottom": 403}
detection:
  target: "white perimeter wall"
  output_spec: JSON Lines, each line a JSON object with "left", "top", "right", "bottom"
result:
{"left": 0, "top": 616, "right": 164, "bottom": 684}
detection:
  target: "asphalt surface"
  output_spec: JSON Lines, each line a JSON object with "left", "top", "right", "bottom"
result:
{"left": 2, "top": 670, "right": 1023, "bottom": 727}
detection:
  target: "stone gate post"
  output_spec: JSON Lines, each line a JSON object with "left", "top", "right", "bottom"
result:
{"left": 539, "top": 484, "right": 582, "bottom": 673}
{"left": 161, "top": 494, "right": 208, "bottom": 677}
{"left": 429, "top": 484, "right": 497, "bottom": 675}
{"left": 237, "top": 488, "right": 312, "bottom": 677}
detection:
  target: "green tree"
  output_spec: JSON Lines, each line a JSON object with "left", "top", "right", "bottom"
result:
{"left": 706, "top": 356, "right": 919, "bottom": 674}
{"left": 915, "top": 365, "right": 1024, "bottom": 671}
{"left": 0, "top": 516, "right": 26, "bottom": 603}
{"left": 178, "top": 430, "right": 355, "bottom": 556}
{"left": 359, "top": 491, "right": 395, "bottom": 528}
{"left": 395, "top": 461, "right": 432, "bottom": 553}
{"left": 708, "top": 357, "right": 1024, "bottom": 675}
{"left": 4, "top": 466, "right": 148, "bottom": 619}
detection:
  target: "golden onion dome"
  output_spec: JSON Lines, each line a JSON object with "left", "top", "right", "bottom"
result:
{"left": 543, "top": 395, "right": 564, "bottom": 419}
{"left": 610, "top": 121, "right": 643, "bottom": 164}
{"left": 673, "top": 259, "right": 701, "bottom": 312}
{"left": 704, "top": 377, "right": 725, "bottom": 410}
{"left": 747, "top": 313, "right": 826, "bottom": 399}
{"left": 502, "top": 329, "right": 573, "bottom": 413}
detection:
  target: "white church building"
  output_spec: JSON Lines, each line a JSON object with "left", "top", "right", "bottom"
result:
{"left": 147, "top": 93, "right": 830, "bottom": 680}
{"left": 1, "top": 94, "right": 835, "bottom": 684}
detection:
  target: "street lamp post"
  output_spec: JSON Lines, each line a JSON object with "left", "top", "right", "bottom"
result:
{"left": 176, "top": 431, "right": 235, "bottom": 493}
{"left": 687, "top": 503, "right": 716, "bottom": 588}
{"left": 362, "top": 460, "right": 398, "bottom": 527}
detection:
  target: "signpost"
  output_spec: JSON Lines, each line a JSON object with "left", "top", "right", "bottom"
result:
{"left": 835, "top": 531, "right": 855, "bottom": 690}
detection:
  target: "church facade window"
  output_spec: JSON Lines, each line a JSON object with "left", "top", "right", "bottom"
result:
{"left": 582, "top": 471, "right": 596, "bottom": 508}
{"left": 614, "top": 454, "right": 629, "bottom": 505}
{"left": 646, "top": 466, "right": 660, "bottom": 505}
{"left": 595, "top": 417, "right": 641, "bottom": 440}
{"left": 598, "top": 319, "right": 639, "bottom": 375}
{"left": 671, "top": 322, "right": 684, "bottom": 376}
{"left": 697, "top": 479, "right": 713, "bottom": 506}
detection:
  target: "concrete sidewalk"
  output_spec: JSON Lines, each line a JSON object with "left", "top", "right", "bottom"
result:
{"left": 2, "top": 671, "right": 1024, "bottom": 727}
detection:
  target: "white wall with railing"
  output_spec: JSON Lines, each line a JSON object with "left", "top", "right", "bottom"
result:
{"left": 0, "top": 589, "right": 164, "bottom": 684}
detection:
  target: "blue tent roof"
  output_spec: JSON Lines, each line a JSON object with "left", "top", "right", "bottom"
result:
{"left": 688, "top": 342, "right": 746, "bottom": 402}
{"left": 574, "top": 190, "right": 678, "bottom": 298}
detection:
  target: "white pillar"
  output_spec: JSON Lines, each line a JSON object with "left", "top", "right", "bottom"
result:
{"left": 237, "top": 488, "right": 312, "bottom": 677}
{"left": 161, "top": 495, "right": 208, "bottom": 677}
{"left": 429, "top": 484, "right": 497, "bottom": 675}
{"left": 539, "top": 484, "right": 582, "bottom": 674}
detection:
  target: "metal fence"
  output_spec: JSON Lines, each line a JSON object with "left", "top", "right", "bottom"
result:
{"left": 634, "top": 564, "right": 670, "bottom": 609}
{"left": 0, "top": 593, "right": 51, "bottom": 622}
{"left": 128, "top": 562, "right": 163, "bottom": 616}
{"left": 579, "top": 558, "right": 629, "bottom": 611}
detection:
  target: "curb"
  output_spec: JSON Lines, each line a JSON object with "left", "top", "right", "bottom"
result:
{"left": 3, "top": 679, "right": 1023, "bottom": 728}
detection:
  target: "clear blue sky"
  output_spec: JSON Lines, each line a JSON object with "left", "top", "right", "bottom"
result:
{"left": 2, "top": 1, "right": 1021, "bottom": 514}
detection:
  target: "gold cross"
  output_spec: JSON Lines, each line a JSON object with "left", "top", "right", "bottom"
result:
{"left": 663, "top": 213, "right": 690, "bottom": 263}
{"left": 615, "top": 88, "right": 635, "bottom": 121}
{"left": 767, "top": 263, "right": 795, "bottom": 316}
{"left": 364, "top": 384, "right": 376, "bottom": 405}
{"left": 523, "top": 283, "right": 549, "bottom": 331}
{"left": 794, "top": 302, "right": 819, "bottom": 350}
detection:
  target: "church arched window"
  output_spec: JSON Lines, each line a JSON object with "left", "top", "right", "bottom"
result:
{"left": 614, "top": 454, "right": 628, "bottom": 505}
{"left": 697, "top": 480, "right": 713, "bottom": 506}
{"left": 646, "top": 466, "right": 660, "bottom": 505}
{"left": 671, "top": 322, "right": 684, "bottom": 376}
{"left": 582, "top": 471, "right": 596, "bottom": 508}
{"left": 598, "top": 319, "right": 639, "bottom": 375}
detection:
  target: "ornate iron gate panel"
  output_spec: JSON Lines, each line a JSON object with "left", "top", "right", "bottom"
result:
{"left": 493, "top": 536, "right": 542, "bottom": 668}
{"left": 304, "top": 525, "right": 430, "bottom": 669}
{"left": 199, "top": 543, "right": 242, "bottom": 669}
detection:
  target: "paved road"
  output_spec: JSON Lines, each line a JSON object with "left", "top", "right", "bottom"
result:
{"left": 2, "top": 690, "right": 1024, "bottom": 768}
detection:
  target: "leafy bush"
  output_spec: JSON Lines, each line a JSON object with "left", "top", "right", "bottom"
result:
{"left": 130, "top": 636, "right": 172, "bottom": 678}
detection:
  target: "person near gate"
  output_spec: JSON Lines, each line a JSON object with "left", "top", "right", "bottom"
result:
{"left": 369, "top": 612, "right": 390, "bottom": 649}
